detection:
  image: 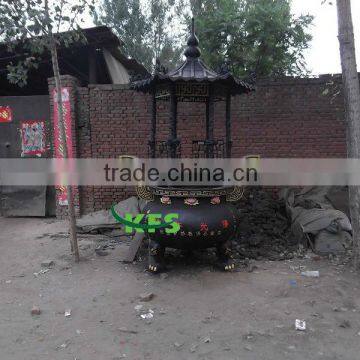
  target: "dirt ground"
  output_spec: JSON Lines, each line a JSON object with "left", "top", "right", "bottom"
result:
{"left": 1, "top": 217, "right": 360, "bottom": 360}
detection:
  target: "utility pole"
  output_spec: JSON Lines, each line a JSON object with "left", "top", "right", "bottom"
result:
{"left": 45, "top": 0, "right": 80, "bottom": 262}
{"left": 337, "top": 0, "right": 360, "bottom": 268}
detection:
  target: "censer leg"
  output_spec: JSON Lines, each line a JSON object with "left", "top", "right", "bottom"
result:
{"left": 148, "top": 240, "right": 166, "bottom": 273}
{"left": 216, "top": 240, "right": 235, "bottom": 271}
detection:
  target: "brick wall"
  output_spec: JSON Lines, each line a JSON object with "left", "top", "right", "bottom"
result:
{"left": 230, "top": 76, "right": 346, "bottom": 157}
{"left": 52, "top": 74, "right": 347, "bottom": 216}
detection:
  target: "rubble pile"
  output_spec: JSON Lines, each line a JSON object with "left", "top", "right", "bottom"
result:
{"left": 233, "top": 188, "right": 295, "bottom": 260}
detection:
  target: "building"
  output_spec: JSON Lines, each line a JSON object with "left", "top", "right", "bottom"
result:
{"left": 0, "top": 26, "right": 148, "bottom": 216}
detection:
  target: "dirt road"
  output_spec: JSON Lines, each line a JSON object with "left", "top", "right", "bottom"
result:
{"left": 0, "top": 217, "right": 359, "bottom": 360}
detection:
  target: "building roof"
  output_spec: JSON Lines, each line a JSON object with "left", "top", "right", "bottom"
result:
{"left": 132, "top": 19, "right": 254, "bottom": 96}
{"left": 0, "top": 26, "right": 148, "bottom": 96}
{"left": 0, "top": 26, "right": 122, "bottom": 62}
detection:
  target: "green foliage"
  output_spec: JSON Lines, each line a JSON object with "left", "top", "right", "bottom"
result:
{"left": 2, "top": 0, "right": 314, "bottom": 82}
{"left": 95, "top": 0, "right": 184, "bottom": 71}
{"left": 6, "top": 57, "right": 38, "bottom": 87}
{"left": 94, "top": 0, "right": 151, "bottom": 68}
{"left": 96, "top": 0, "right": 313, "bottom": 77}
{"left": 0, "top": 0, "right": 94, "bottom": 86}
{"left": 188, "top": 0, "right": 314, "bottom": 77}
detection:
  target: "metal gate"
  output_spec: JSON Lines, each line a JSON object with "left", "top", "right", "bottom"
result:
{"left": 0, "top": 95, "right": 55, "bottom": 217}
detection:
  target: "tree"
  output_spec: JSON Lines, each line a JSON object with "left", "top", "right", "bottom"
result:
{"left": 336, "top": 0, "right": 360, "bottom": 268}
{"left": 97, "top": 0, "right": 313, "bottom": 77}
{"left": 94, "top": 0, "right": 183, "bottom": 71}
{"left": 0, "top": 0, "right": 95, "bottom": 262}
{"left": 146, "top": 0, "right": 184, "bottom": 70}
{"left": 186, "top": 0, "right": 314, "bottom": 77}
{"left": 94, "top": 0, "right": 152, "bottom": 68}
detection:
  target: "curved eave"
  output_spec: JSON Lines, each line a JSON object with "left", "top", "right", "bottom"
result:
{"left": 131, "top": 73, "right": 254, "bottom": 96}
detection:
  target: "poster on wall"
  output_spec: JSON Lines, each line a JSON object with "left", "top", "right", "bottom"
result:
{"left": 53, "top": 87, "right": 73, "bottom": 206}
{"left": 0, "top": 106, "right": 13, "bottom": 123}
{"left": 20, "top": 120, "right": 46, "bottom": 157}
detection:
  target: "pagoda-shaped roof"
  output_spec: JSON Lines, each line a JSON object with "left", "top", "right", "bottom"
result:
{"left": 131, "top": 19, "right": 254, "bottom": 96}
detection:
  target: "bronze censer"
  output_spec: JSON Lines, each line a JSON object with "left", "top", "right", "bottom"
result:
{"left": 132, "top": 19, "right": 254, "bottom": 273}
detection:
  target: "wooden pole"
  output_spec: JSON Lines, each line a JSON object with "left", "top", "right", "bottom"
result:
{"left": 50, "top": 43, "right": 80, "bottom": 263}
{"left": 337, "top": 0, "right": 360, "bottom": 269}
{"left": 45, "top": 0, "right": 79, "bottom": 262}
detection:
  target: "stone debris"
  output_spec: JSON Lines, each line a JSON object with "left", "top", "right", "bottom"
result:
{"left": 333, "top": 307, "right": 348, "bottom": 312}
{"left": 34, "top": 268, "right": 50, "bottom": 277}
{"left": 174, "top": 342, "right": 183, "bottom": 349}
{"left": 31, "top": 306, "right": 41, "bottom": 315}
{"left": 12, "top": 273, "right": 25, "bottom": 278}
{"left": 117, "top": 327, "right": 138, "bottom": 334}
{"left": 41, "top": 260, "right": 55, "bottom": 268}
{"left": 301, "top": 270, "right": 320, "bottom": 278}
{"left": 56, "top": 340, "right": 71, "bottom": 350}
{"left": 202, "top": 312, "right": 217, "bottom": 323}
{"left": 339, "top": 320, "right": 351, "bottom": 328}
{"left": 140, "top": 309, "right": 154, "bottom": 320}
{"left": 134, "top": 304, "right": 144, "bottom": 312}
{"left": 295, "top": 319, "right": 306, "bottom": 331}
{"left": 138, "top": 292, "right": 155, "bottom": 302}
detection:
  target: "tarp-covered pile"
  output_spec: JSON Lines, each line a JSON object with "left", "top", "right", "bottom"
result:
{"left": 279, "top": 187, "right": 352, "bottom": 255}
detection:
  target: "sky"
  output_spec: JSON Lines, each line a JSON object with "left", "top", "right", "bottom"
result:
{"left": 84, "top": 0, "right": 360, "bottom": 76}
{"left": 292, "top": 0, "right": 360, "bottom": 75}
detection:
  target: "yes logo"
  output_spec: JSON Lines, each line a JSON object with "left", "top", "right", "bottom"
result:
{"left": 111, "top": 205, "right": 180, "bottom": 234}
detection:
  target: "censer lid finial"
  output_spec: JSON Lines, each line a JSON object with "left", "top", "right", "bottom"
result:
{"left": 184, "top": 17, "right": 201, "bottom": 59}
